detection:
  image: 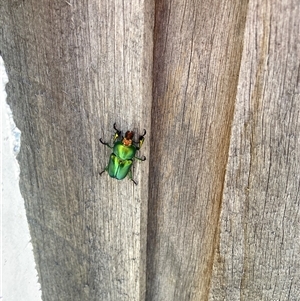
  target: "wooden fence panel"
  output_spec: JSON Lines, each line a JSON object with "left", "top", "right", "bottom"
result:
{"left": 2, "top": 0, "right": 299, "bottom": 300}
{"left": 2, "top": 1, "right": 153, "bottom": 300}
{"left": 209, "top": 0, "right": 300, "bottom": 300}
{"left": 147, "top": 0, "right": 248, "bottom": 300}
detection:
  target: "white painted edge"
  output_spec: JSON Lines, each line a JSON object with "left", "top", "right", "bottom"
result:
{"left": 1, "top": 55, "right": 42, "bottom": 301}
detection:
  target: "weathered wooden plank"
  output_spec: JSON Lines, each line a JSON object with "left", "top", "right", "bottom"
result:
{"left": 2, "top": 0, "right": 299, "bottom": 299}
{"left": 1, "top": 0, "right": 153, "bottom": 300}
{"left": 209, "top": 0, "right": 300, "bottom": 300}
{"left": 147, "top": 0, "right": 249, "bottom": 300}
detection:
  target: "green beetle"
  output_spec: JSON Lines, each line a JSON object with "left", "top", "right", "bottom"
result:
{"left": 99, "top": 123, "right": 146, "bottom": 184}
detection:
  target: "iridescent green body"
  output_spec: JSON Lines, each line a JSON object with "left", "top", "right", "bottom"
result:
{"left": 99, "top": 123, "right": 146, "bottom": 184}
{"left": 107, "top": 153, "right": 133, "bottom": 180}
{"left": 113, "top": 141, "right": 137, "bottom": 161}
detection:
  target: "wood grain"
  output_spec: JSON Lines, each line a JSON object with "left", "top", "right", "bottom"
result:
{"left": 209, "top": 0, "right": 300, "bottom": 300}
{"left": 2, "top": 0, "right": 153, "bottom": 300}
{"left": 147, "top": 0, "right": 248, "bottom": 300}
{"left": 1, "top": 0, "right": 299, "bottom": 300}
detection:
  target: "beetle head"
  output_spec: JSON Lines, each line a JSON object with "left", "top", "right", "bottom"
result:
{"left": 122, "top": 131, "right": 134, "bottom": 146}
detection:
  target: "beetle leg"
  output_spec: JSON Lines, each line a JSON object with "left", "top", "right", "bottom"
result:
{"left": 135, "top": 129, "right": 146, "bottom": 150}
{"left": 99, "top": 138, "right": 113, "bottom": 148}
{"left": 113, "top": 122, "right": 120, "bottom": 132}
{"left": 113, "top": 123, "right": 122, "bottom": 141}
{"left": 134, "top": 155, "right": 146, "bottom": 161}
{"left": 99, "top": 166, "right": 108, "bottom": 176}
{"left": 128, "top": 169, "right": 138, "bottom": 185}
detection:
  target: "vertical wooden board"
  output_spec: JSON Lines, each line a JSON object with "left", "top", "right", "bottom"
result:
{"left": 147, "top": 0, "right": 248, "bottom": 300}
{"left": 209, "top": 0, "right": 300, "bottom": 300}
{"left": 1, "top": 0, "right": 153, "bottom": 300}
